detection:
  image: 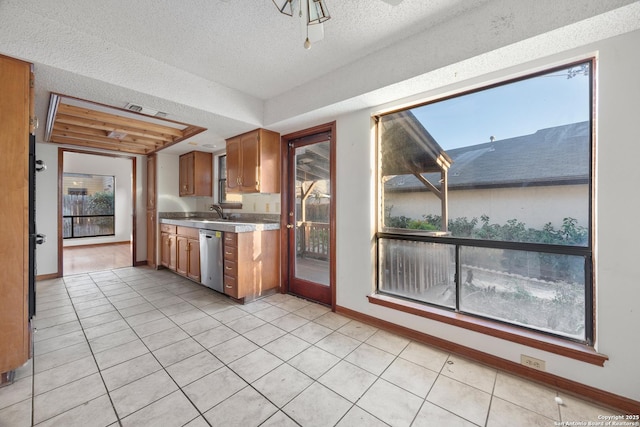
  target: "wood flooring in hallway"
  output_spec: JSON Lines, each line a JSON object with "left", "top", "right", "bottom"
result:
{"left": 63, "top": 242, "right": 131, "bottom": 275}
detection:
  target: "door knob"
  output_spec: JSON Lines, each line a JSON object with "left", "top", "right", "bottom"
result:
{"left": 286, "top": 224, "right": 294, "bottom": 229}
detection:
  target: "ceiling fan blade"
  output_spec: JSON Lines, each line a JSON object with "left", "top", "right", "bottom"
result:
{"left": 380, "top": 0, "right": 404, "bottom": 5}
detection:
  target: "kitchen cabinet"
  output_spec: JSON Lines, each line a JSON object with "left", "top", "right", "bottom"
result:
{"left": 226, "top": 128, "right": 280, "bottom": 194}
{"left": 223, "top": 229, "right": 280, "bottom": 300}
{"left": 176, "top": 226, "right": 200, "bottom": 282}
{"left": 0, "top": 55, "right": 33, "bottom": 381}
{"left": 146, "top": 154, "right": 156, "bottom": 268}
{"left": 146, "top": 210, "right": 156, "bottom": 269}
{"left": 160, "top": 224, "right": 177, "bottom": 271}
{"left": 162, "top": 224, "right": 200, "bottom": 282}
{"left": 147, "top": 154, "right": 156, "bottom": 210}
{"left": 179, "top": 150, "right": 212, "bottom": 197}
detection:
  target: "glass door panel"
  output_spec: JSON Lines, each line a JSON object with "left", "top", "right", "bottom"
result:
{"left": 288, "top": 134, "right": 332, "bottom": 305}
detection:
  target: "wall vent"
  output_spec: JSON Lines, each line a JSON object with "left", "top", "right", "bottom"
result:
{"left": 124, "top": 103, "right": 167, "bottom": 118}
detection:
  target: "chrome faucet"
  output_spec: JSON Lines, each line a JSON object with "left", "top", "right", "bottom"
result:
{"left": 210, "top": 204, "right": 224, "bottom": 219}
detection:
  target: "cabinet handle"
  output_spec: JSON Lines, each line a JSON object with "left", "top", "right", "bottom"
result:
{"left": 225, "top": 251, "right": 233, "bottom": 255}
{"left": 225, "top": 266, "right": 232, "bottom": 270}
{"left": 225, "top": 285, "right": 233, "bottom": 288}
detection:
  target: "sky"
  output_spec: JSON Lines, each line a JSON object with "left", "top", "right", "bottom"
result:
{"left": 411, "top": 63, "right": 591, "bottom": 150}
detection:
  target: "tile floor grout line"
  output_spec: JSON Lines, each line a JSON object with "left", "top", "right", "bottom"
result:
{"left": 112, "top": 275, "right": 224, "bottom": 427}
{"left": 30, "top": 275, "right": 121, "bottom": 426}
{"left": 27, "top": 267, "right": 615, "bottom": 426}
{"left": 64, "top": 274, "right": 125, "bottom": 427}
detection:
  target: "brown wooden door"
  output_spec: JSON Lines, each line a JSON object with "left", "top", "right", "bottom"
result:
{"left": 240, "top": 131, "right": 259, "bottom": 192}
{"left": 176, "top": 235, "right": 189, "bottom": 276}
{"left": 226, "top": 136, "right": 241, "bottom": 192}
{"left": 179, "top": 152, "right": 194, "bottom": 196}
{"left": 146, "top": 210, "right": 156, "bottom": 268}
{"left": 147, "top": 155, "right": 156, "bottom": 210}
{"left": 284, "top": 124, "right": 335, "bottom": 307}
{"left": 161, "top": 232, "right": 176, "bottom": 270}
{"left": 0, "top": 55, "right": 31, "bottom": 374}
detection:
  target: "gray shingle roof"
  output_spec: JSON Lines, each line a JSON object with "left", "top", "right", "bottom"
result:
{"left": 385, "top": 121, "right": 590, "bottom": 192}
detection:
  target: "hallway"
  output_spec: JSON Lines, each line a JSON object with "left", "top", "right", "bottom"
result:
{"left": 63, "top": 242, "right": 131, "bottom": 275}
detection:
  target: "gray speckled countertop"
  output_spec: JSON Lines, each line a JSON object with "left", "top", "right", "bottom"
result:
{"left": 160, "top": 218, "right": 280, "bottom": 233}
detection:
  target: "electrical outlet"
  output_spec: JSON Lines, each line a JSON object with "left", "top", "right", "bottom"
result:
{"left": 521, "top": 355, "right": 546, "bottom": 371}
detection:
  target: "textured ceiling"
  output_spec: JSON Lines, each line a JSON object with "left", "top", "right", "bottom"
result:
{"left": 1, "top": 0, "right": 639, "bottom": 154}
{"left": 17, "top": 0, "right": 483, "bottom": 100}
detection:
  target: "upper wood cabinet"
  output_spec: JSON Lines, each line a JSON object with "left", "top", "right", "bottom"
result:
{"left": 0, "top": 55, "right": 32, "bottom": 376}
{"left": 226, "top": 128, "right": 280, "bottom": 194}
{"left": 179, "top": 151, "right": 212, "bottom": 197}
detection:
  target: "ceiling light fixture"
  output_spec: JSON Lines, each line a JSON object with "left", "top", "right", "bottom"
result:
{"left": 306, "top": 0, "right": 330, "bottom": 25}
{"left": 272, "top": 0, "right": 330, "bottom": 49}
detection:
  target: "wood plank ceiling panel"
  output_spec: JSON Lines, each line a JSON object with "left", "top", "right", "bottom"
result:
{"left": 45, "top": 94, "right": 206, "bottom": 155}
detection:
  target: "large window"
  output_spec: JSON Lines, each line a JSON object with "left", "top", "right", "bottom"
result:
{"left": 376, "top": 60, "right": 593, "bottom": 344}
{"left": 63, "top": 173, "right": 115, "bottom": 238}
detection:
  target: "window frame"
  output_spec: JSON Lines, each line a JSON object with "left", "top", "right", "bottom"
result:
{"left": 217, "top": 154, "right": 241, "bottom": 209}
{"left": 373, "top": 59, "right": 601, "bottom": 363}
{"left": 62, "top": 172, "right": 116, "bottom": 239}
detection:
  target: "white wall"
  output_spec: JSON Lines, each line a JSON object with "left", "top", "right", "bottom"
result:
{"left": 63, "top": 152, "right": 132, "bottom": 246}
{"left": 34, "top": 143, "right": 59, "bottom": 275}
{"left": 335, "top": 29, "right": 640, "bottom": 401}
{"left": 156, "top": 152, "right": 197, "bottom": 213}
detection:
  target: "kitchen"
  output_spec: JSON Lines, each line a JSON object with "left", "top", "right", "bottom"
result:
{"left": 1, "top": 0, "right": 640, "bottom": 423}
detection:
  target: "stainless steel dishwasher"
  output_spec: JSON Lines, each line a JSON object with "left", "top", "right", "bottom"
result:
{"left": 199, "top": 229, "right": 223, "bottom": 292}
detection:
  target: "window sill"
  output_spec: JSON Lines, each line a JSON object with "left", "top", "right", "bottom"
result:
{"left": 367, "top": 293, "right": 608, "bottom": 366}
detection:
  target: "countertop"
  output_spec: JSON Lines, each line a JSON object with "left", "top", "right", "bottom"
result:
{"left": 160, "top": 217, "right": 280, "bottom": 233}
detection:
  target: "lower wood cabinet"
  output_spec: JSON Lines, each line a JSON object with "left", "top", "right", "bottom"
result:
{"left": 176, "top": 226, "right": 200, "bottom": 282}
{"left": 160, "top": 224, "right": 177, "bottom": 271}
{"left": 160, "top": 222, "right": 280, "bottom": 301}
{"left": 223, "top": 229, "right": 280, "bottom": 300}
{"left": 161, "top": 224, "right": 200, "bottom": 282}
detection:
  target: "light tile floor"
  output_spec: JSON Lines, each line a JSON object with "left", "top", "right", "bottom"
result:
{"left": 0, "top": 267, "right": 623, "bottom": 427}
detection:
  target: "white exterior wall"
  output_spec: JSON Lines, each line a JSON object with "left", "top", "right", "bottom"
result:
{"left": 335, "top": 29, "right": 640, "bottom": 401}
{"left": 386, "top": 184, "right": 588, "bottom": 230}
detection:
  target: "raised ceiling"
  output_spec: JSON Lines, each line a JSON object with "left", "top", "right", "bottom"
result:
{"left": 1, "top": 0, "right": 639, "bottom": 155}
{"left": 45, "top": 95, "right": 206, "bottom": 155}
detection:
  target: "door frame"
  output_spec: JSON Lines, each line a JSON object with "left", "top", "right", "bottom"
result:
{"left": 57, "top": 148, "right": 137, "bottom": 276}
{"left": 280, "top": 122, "right": 336, "bottom": 310}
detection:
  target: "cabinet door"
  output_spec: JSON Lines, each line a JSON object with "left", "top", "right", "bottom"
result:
{"left": 146, "top": 155, "right": 156, "bottom": 210}
{"left": 239, "top": 132, "right": 260, "bottom": 192}
{"left": 161, "top": 232, "right": 176, "bottom": 270}
{"left": 226, "top": 136, "right": 241, "bottom": 193}
{"left": 0, "top": 55, "right": 31, "bottom": 374}
{"left": 187, "top": 238, "right": 201, "bottom": 282}
{"left": 176, "top": 235, "right": 189, "bottom": 276}
{"left": 179, "top": 152, "right": 194, "bottom": 196}
{"left": 146, "top": 210, "right": 156, "bottom": 269}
